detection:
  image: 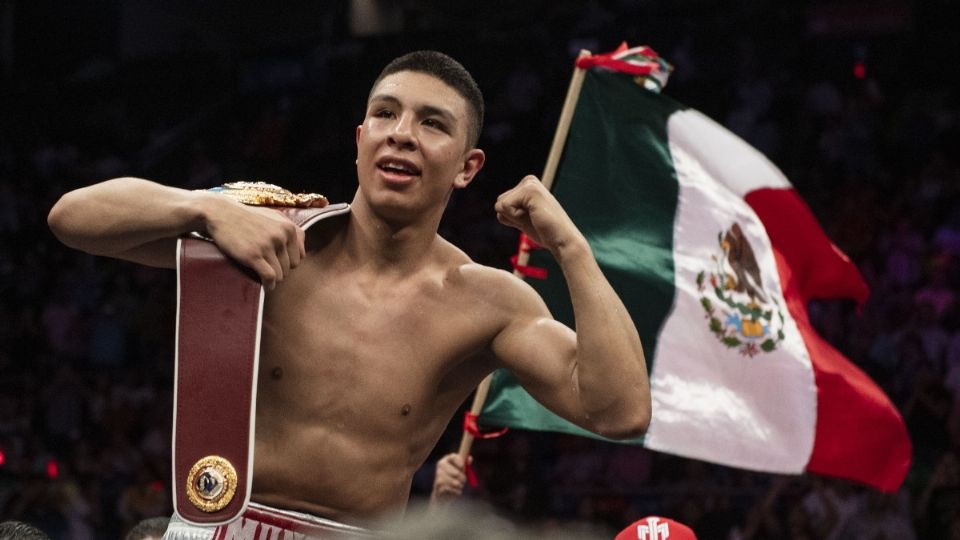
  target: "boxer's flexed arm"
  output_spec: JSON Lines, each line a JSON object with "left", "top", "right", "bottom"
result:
{"left": 491, "top": 175, "right": 650, "bottom": 440}
{"left": 48, "top": 177, "right": 304, "bottom": 289}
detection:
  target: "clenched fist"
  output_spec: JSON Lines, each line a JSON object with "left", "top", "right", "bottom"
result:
{"left": 494, "top": 175, "right": 588, "bottom": 258}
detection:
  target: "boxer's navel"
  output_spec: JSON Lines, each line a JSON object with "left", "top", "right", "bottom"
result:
{"left": 401, "top": 403, "right": 411, "bottom": 416}
{"left": 271, "top": 366, "right": 283, "bottom": 380}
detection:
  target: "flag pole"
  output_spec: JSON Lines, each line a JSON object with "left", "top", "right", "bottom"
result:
{"left": 456, "top": 49, "right": 592, "bottom": 463}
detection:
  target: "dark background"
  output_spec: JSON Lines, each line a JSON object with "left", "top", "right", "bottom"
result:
{"left": 1, "top": 1, "right": 959, "bottom": 538}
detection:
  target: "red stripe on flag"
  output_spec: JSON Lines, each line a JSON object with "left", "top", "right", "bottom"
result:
{"left": 745, "top": 188, "right": 868, "bottom": 305}
{"left": 749, "top": 188, "right": 911, "bottom": 491}
{"left": 774, "top": 249, "right": 911, "bottom": 491}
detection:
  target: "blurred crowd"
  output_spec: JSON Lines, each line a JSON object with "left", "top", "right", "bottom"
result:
{"left": 1, "top": 1, "right": 958, "bottom": 538}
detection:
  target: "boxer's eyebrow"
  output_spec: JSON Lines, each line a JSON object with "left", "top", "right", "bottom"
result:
{"left": 368, "top": 94, "right": 458, "bottom": 126}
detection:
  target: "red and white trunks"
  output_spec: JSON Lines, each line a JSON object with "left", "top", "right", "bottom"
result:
{"left": 162, "top": 501, "right": 378, "bottom": 540}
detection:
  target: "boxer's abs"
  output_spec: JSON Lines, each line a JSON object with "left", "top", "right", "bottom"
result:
{"left": 247, "top": 311, "right": 476, "bottom": 521}
{"left": 248, "top": 335, "right": 453, "bottom": 522}
{"left": 250, "top": 419, "right": 421, "bottom": 523}
{"left": 245, "top": 254, "right": 501, "bottom": 521}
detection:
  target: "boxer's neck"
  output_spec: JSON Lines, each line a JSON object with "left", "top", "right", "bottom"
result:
{"left": 342, "top": 198, "right": 443, "bottom": 276}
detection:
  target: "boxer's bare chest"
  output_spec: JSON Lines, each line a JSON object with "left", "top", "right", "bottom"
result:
{"left": 245, "top": 237, "right": 510, "bottom": 517}
{"left": 254, "top": 248, "right": 499, "bottom": 433}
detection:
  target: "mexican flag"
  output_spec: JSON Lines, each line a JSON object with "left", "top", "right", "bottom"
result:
{"left": 481, "top": 47, "right": 911, "bottom": 492}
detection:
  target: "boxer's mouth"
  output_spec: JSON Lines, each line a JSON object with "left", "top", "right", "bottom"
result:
{"left": 376, "top": 157, "right": 421, "bottom": 180}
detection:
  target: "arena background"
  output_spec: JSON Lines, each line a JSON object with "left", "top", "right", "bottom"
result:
{"left": 1, "top": 1, "right": 959, "bottom": 537}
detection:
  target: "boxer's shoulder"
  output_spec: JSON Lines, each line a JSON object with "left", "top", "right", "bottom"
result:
{"left": 445, "top": 260, "right": 541, "bottom": 313}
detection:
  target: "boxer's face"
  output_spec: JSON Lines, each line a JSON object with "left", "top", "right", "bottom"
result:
{"left": 356, "top": 71, "right": 484, "bottom": 218}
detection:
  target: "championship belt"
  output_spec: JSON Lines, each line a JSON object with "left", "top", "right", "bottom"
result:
{"left": 173, "top": 183, "right": 349, "bottom": 525}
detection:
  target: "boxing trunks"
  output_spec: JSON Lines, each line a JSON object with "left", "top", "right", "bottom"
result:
{"left": 162, "top": 501, "right": 378, "bottom": 540}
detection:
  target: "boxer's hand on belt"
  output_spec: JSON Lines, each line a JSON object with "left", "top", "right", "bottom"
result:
{"left": 203, "top": 195, "right": 305, "bottom": 290}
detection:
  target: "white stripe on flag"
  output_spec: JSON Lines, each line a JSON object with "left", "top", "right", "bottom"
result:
{"left": 642, "top": 112, "right": 817, "bottom": 472}
{"left": 666, "top": 109, "right": 791, "bottom": 196}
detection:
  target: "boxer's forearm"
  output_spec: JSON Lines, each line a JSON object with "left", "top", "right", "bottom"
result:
{"left": 48, "top": 177, "right": 210, "bottom": 259}
{"left": 557, "top": 237, "right": 651, "bottom": 439}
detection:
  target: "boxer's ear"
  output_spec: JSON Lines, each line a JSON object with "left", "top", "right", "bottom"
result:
{"left": 453, "top": 149, "right": 485, "bottom": 189}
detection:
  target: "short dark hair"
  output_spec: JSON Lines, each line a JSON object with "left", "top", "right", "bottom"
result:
{"left": 369, "top": 51, "right": 484, "bottom": 149}
{"left": 124, "top": 517, "right": 170, "bottom": 540}
{"left": 0, "top": 521, "right": 50, "bottom": 540}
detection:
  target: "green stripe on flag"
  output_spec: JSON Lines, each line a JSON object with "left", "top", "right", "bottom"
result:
{"left": 481, "top": 70, "right": 685, "bottom": 440}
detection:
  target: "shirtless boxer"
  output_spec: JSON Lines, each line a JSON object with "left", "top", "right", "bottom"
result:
{"left": 47, "top": 51, "right": 650, "bottom": 530}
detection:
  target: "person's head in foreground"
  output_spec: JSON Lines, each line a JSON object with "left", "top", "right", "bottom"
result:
{"left": 614, "top": 516, "right": 697, "bottom": 540}
{"left": 0, "top": 521, "right": 50, "bottom": 540}
{"left": 125, "top": 516, "right": 171, "bottom": 540}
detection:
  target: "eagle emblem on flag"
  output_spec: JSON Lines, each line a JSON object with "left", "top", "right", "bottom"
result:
{"left": 696, "top": 222, "right": 786, "bottom": 357}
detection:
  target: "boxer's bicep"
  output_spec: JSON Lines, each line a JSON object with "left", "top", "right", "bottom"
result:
{"left": 490, "top": 280, "right": 586, "bottom": 425}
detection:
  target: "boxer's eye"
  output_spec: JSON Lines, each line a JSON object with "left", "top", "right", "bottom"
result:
{"left": 422, "top": 118, "right": 448, "bottom": 132}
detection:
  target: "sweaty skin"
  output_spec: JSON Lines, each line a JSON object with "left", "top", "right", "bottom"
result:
{"left": 253, "top": 222, "right": 518, "bottom": 519}
{"left": 47, "top": 69, "right": 650, "bottom": 525}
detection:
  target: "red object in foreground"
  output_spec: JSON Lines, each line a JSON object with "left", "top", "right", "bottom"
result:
{"left": 615, "top": 516, "right": 697, "bottom": 540}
